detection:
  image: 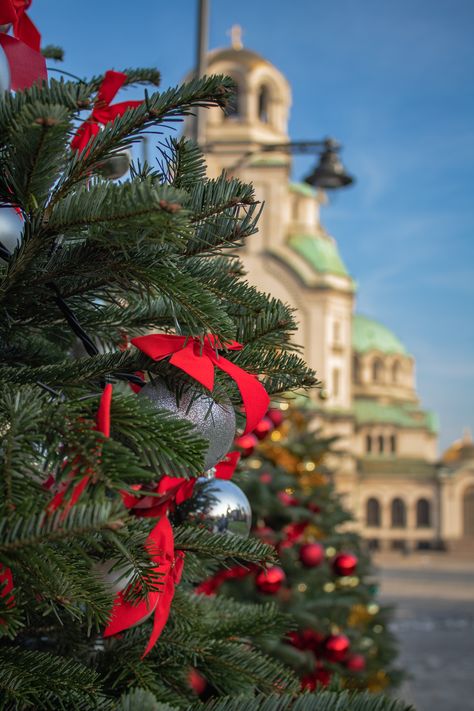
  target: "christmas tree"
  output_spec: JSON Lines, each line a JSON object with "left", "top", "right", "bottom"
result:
{"left": 200, "top": 405, "right": 403, "bottom": 694}
{"left": 0, "top": 10, "right": 413, "bottom": 710}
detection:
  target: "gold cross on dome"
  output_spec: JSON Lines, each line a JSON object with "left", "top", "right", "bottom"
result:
{"left": 228, "top": 24, "right": 243, "bottom": 50}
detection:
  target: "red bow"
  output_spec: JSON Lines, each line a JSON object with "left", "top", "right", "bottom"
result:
{"left": 0, "top": 0, "right": 46, "bottom": 90}
{"left": 71, "top": 70, "right": 142, "bottom": 154}
{"left": 131, "top": 334, "right": 269, "bottom": 435}
{"left": 0, "top": 0, "right": 40, "bottom": 50}
{"left": 121, "top": 475, "right": 196, "bottom": 518}
{"left": 46, "top": 383, "right": 113, "bottom": 516}
{"left": 103, "top": 516, "right": 184, "bottom": 658}
{"left": 121, "top": 451, "right": 241, "bottom": 518}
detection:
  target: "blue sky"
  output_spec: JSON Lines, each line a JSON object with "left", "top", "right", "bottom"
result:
{"left": 33, "top": 0, "right": 474, "bottom": 450}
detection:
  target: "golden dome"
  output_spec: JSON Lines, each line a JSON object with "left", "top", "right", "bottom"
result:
{"left": 441, "top": 429, "right": 474, "bottom": 464}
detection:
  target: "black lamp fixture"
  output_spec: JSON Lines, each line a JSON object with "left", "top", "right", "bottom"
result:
{"left": 304, "top": 138, "right": 354, "bottom": 189}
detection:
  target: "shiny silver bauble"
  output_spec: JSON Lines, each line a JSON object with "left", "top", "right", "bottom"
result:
{"left": 0, "top": 207, "right": 22, "bottom": 261}
{"left": 184, "top": 477, "right": 252, "bottom": 538}
{"left": 96, "top": 148, "right": 132, "bottom": 180}
{"left": 92, "top": 559, "right": 135, "bottom": 596}
{"left": 139, "top": 381, "right": 236, "bottom": 470}
{"left": 0, "top": 44, "right": 10, "bottom": 94}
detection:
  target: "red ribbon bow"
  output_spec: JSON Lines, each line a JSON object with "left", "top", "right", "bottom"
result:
{"left": 131, "top": 334, "right": 269, "bottom": 435}
{"left": 103, "top": 515, "right": 184, "bottom": 658}
{"left": 71, "top": 70, "right": 142, "bottom": 154}
{"left": 0, "top": 0, "right": 46, "bottom": 90}
{"left": 0, "top": 0, "right": 40, "bottom": 50}
{"left": 46, "top": 383, "right": 113, "bottom": 516}
{"left": 122, "top": 450, "right": 241, "bottom": 518}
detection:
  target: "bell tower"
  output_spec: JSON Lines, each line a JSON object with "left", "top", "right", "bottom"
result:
{"left": 184, "top": 37, "right": 355, "bottom": 418}
{"left": 188, "top": 29, "right": 292, "bottom": 177}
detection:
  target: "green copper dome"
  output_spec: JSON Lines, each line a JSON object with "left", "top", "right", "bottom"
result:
{"left": 353, "top": 314, "right": 408, "bottom": 355}
{"left": 288, "top": 234, "right": 350, "bottom": 277}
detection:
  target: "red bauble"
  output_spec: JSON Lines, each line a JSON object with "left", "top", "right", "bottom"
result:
{"left": 188, "top": 668, "right": 207, "bottom": 695}
{"left": 253, "top": 416, "right": 274, "bottom": 441}
{"left": 346, "top": 653, "right": 366, "bottom": 672}
{"left": 307, "top": 502, "right": 321, "bottom": 513}
{"left": 277, "top": 491, "right": 299, "bottom": 506}
{"left": 332, "top": 552, "right": 358, "bottom": 576}
{"left": 235, "top": 433, "right": 259, "bottom": 457}
{"left": 299, "top": 542, "right": 325, "bottom": 568}
{"left": 267, "top": 408, "right": 284, "bottom": 427}
{"left": 259, "top": 472, "right": 272, "bottom": 484}
{"left": 255, "top": 566, "right": 285, "bottom": 594}
{"left": 324, "top": 633, "right": 350, "bottom": 662}
{"left": 301, "top": 667, "right": 331, "bottom": 690}
{"left": 288, "top": 629, "right": 324, "bottom": 652}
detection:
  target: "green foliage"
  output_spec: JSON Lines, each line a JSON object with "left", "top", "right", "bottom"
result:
{"left": 0, "top": 64, "right": 320, "bottom": 710}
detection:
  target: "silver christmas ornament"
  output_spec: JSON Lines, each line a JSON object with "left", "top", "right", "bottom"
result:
{"left": 93, "top": 559, "right": 135, "bottom": 596}
{"left": 0, "top": 44, "right": 10, "bottom": 94}
{"left": 96, "top": 148, "right": 132, "bottom": 180}
{"left": 184, "top": 477, "right": 252, "bottom": 538}
{"left": 0, "top": 207, "right": 23, "bottom": 261}
{"left": 139, "top": 381, "right": 236, "bottom": 470}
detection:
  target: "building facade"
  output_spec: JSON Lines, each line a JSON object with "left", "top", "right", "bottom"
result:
{"left": 185, "top": 41, "right": 474, "bottom": 550}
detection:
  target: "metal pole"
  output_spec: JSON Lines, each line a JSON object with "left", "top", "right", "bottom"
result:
{"left": 195, "top": 0, "right": 209, "bottom": 144}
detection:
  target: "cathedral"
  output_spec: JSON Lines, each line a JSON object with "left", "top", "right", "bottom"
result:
{"left": 185, "top": 36, "right": 474, "bottom": 551}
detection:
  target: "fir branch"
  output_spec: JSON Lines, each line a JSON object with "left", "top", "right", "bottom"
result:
{"left": 0, "top": 647, "right": 105, "bottom": 710}
{"left": 174, "top": 527, "right": 277, "bottom": 565}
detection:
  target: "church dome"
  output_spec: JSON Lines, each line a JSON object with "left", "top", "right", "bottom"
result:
{"left": 441, "top": 430, "right": 474, "bottom": 465}
{"left": 288, "top": 233, "right": 350, "bottom": 278}
{"left": 353, "top": 314, "right": 408, "bottom": 355}
{"left": 207, "top": 47, "right": 274, "bottom": 71}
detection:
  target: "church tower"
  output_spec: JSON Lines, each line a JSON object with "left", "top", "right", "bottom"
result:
{"left": 185, "top": 32, "right": 356, "bottom": 424}
{"left": 182, "top": 35, "right": 456, "bottom": 551}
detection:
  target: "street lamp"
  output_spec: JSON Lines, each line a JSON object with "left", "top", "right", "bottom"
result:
{"left": 202, "top": 138, "right": 354, "bottom": 190}
{"left": 303, "top": 138, "right": 354, "bottom": 189}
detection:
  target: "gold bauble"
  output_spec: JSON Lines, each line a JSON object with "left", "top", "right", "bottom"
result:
{"left": 347, "top": 604, "right": 372, "bottom": 628}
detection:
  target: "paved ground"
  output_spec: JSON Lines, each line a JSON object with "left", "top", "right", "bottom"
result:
{"left": 374, "top": 551, "right": 474, "bottom": 711}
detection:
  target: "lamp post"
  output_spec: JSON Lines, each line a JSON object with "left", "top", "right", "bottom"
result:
{"left": 194, "top": 0, "right": 210, "bottom": 144}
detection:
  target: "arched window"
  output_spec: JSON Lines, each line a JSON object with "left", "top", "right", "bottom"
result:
{"left": 353, "top": 356, "right": 361, "bottom": 383}
{"left": 225, "top": 82, "right": 240, "bottom": 118}
{"left": 372, "top": 358, "right": 384, "bottom": 383}
{"left": 366, "top": 498, "right": 381, "bottom": 527}
{"left": 392, "top": 360, "right": 401, "bottom": 383}
{"left": 391, "top": 498, "right": 407, "bottom": 528}
{"left": 389, "top": 434, "right": 397, "bottom": 454}
{"left": 366, "top": 434, "right": 372, "bottom": 454}
{"left": 258, "top": 85, "right": 270, "bottom": 122}
{"left": 416, "top": 499, "right": 431, "bottom": 527}
{"left": 378, "top": 435, "right": 385, "bottom": 454}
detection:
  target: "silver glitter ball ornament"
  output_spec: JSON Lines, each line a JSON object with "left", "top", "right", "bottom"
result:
{"left": 184, "top": 477, "right": 252, "bottom": 538}
{"left": 139, "top": 381, "right": 236, "bottom": 470}
{"left": 96, "top": 148, "right": 132, "bottom": 180}
{"left": 0, "top": 44, "right": 10, "bottom": 94}
{"left": 0, "top": 207, "right": 22, "bottom": 261}
{"left": 92, "top": 559, "right": 135, "bottom": 596}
